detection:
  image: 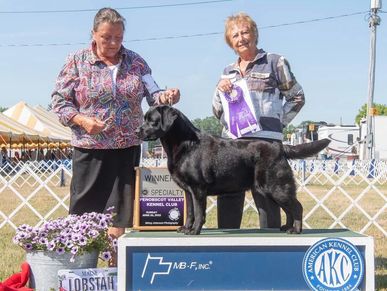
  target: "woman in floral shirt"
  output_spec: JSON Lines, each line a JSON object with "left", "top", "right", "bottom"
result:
{"left": 51, "top": 7, "right": 180, "bottom": 264}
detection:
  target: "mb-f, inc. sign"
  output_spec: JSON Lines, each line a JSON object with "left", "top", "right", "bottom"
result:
{"left": 133, "top": 167, "right": 185, "bottom": 230}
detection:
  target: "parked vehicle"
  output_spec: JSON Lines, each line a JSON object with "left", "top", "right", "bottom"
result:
{"left": 317, "top": 125, "right": 359, "bottom": 159}
{"left": 359, "top": 116, "right": 387, "bottom": 160}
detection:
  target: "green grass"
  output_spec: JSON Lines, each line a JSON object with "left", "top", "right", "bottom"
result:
{"left": 0, "top": 174, "right": 386, "bottom": 289}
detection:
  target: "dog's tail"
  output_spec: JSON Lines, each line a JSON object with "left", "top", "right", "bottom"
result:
{"left": 283, "top": 138, "right": 330, "bottom": 159}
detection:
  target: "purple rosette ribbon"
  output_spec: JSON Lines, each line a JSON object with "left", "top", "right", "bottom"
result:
{"left": 224, "top": 84, "right": 258, "bottom": 138}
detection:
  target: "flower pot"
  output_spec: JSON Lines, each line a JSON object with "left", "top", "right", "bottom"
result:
{"left": 26, "top": 250, "right": 99, "bottom": 291}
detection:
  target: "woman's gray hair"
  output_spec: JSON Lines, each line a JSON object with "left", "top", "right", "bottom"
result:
{"left": 93, "top": 7, "right": 126, "bottom": 32}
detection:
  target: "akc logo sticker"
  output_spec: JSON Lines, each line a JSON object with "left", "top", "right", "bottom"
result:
{"left": 168, "top": 207, "right": 180, "bottom": 221}
{"left": 302, "top": 238, "right": 364, "bottom": 291}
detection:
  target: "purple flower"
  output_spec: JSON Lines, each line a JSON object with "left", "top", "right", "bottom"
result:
{"left": 39, "top": 231, "right": 48, "bottom": 238}
{"left": 99, "top": 220, "right": 108, "bottom": 228}
{"left": 71, "top": 246, "right": 79, "bottom": 255}
{"left": 47, "top": 241, "right": 56, "bottom": 251}
{"left": 56, "top": 247, "right": 65, "bottom": 255}
{"left": 60, "top": 235, "right": 67, "bottom": 243}
{"left": 65, "top": 241, "right": 73, "bottom": 248}
{"left": 71, "top": 233, "right": 81, "bottom": 241}
{"left": 105, "top": 213, "right": 112, "bottom": 220}
{"left": 24, "top": 243, "right": 33, "bottom": 250}
{"left": 101, "top": 251, "right": 112, "bottom": 261}
{"left": 80, "top": 223, "right": 89, "bottom": 231}
{"left": 78, "top": 236, "right": 88, "bottom": 246}
{"left": 18, "top": 224, "right": 29, "bottom": 231}
{"left": 88, "top": 230, "right": 99, "bottom": 239}
{"left": 72, "top": 225, "right": 81, "bottom": 233}
{"left": 13, "top": 211, "right": 115, "bottom": 262}
{"left": 19, "top": 232, "right": 28, "bottom": 239}
{"left": 39, "top": 237, "right": 48, "bottom": 245}
{"left": 12, "top": 238, "right": 19, "bottom": 244}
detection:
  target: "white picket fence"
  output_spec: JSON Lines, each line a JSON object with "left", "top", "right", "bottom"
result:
{"left": 0, "top": 158, "right": 386, "bottom": 237}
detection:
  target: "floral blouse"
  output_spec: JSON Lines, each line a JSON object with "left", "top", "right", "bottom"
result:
{"left": 51, "top": 45, "right": 160, "bottom": 149}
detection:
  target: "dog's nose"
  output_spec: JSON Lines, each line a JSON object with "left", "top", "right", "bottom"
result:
{"left": 134, "top": 127, "right": 142, "bottom": 138}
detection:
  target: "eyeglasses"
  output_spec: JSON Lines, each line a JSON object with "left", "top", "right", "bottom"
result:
{"left": 100, "top": 35, "right": 123, "bottom": 44}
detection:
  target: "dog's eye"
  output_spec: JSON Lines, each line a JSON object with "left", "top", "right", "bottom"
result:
{"left": 148, "top": 118, "right": 160, "bottom": 127}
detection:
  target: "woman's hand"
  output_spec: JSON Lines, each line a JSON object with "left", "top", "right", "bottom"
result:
{"left": 217, "top": 79, "right": 233, "bottom": 93}
{"left": 159, "top": 88, "right": 180, "bottom": 105}
{"left": 72, "top": 115, "right": 105, "bottom": 135}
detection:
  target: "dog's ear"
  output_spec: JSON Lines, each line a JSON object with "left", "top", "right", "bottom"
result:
{"left": 160, "top": 106, "right": 178, "bottom": 132}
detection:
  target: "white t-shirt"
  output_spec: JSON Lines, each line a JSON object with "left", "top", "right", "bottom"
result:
{"left": 108, "top": 64, "right": 120, "bottom": 96}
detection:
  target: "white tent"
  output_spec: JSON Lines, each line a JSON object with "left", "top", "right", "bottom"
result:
{"left": 0, "top": 112, "right": 46, "bottom": 144}
{"left": 4, "top": 101, "right": 71, "bottom": 142}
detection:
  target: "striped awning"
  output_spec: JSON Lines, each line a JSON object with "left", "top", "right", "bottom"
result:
{"left": 3, "top": 101, "right": 71, "bottom": 142}
{"left": 0, "top": 112, "right": 45, "bottom": 144}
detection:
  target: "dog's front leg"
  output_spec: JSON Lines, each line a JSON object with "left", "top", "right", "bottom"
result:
{"left": 177, "top": 190, "right": 194, "bottom": 234}
{"left": 188, "top": 195, "right": 207, "bottom": 235}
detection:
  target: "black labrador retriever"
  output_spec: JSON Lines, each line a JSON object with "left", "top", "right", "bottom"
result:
{"left": 136, "top": 105, "right": 330, "bottom": 235}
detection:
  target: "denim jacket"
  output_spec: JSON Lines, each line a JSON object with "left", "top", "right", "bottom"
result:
{"left": 212, "top": 49, "right": 305, "bottom": 140}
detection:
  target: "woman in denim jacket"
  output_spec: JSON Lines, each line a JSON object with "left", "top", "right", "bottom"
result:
{"left": 213, "top": 12, "right": 304, "bottom": 230}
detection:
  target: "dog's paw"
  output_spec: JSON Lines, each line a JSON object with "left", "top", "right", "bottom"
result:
{"left": 287, "top": 221, "right": 302, "bottom": 234}
{"left": 184, "top": 228, "right": 201, "bottom": 235}
{"left": 177, "top": 226, "right": 192, "bottom": 234}
{"left": 280, "top": 224, "right": 293, "bottom": 232}
{"left": 177, "top": 226, "right": 186, "bottom": 233}
{"left": 285, "top": 227, "right": 302, "bottom": 234}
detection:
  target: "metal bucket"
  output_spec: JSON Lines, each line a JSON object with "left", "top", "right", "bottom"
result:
{"left": 26, "top": 250, "right": 99, "bottom": 291}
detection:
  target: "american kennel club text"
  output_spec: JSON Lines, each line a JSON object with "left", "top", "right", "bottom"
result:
{"left": 303, "top": 238, "right": 364, "bottom": 291}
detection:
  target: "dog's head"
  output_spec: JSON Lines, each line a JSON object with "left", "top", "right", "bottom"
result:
{"left": 136, "top": 105, "right": 178, "bottom": 141}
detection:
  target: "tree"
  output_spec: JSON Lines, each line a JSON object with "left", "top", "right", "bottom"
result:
{"left": 355, "top": 103, "right": 387, "bottom": 125}
{"left": 0, "top": 107, "right": 7, "bottom": 113}
{"left": 192, "top": 116, "right": 222, "bottom": 136}
{"left": 147, "top": 140, "right": 160, "bottom": 150}
{"left": 145, "top": 116, "right": 222, "bottom": 154}
{"left": 283, "top": 124, "right": 296, "bottom": 136}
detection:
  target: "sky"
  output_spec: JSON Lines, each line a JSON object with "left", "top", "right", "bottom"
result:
{"left": 0, "top": 0, "right": 386, "bottom": 127}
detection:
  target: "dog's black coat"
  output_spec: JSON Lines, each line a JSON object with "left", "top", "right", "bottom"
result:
{"left": 137, "top": 105, "right": 330, "bottom": 235}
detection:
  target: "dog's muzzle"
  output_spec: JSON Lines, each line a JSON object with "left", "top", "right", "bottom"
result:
{"left": 134, "top": 127, "right": 143, "bottom": 139}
